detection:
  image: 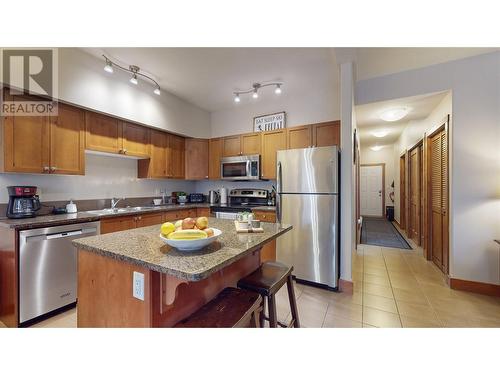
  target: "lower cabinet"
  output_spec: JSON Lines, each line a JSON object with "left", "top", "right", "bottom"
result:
{"left": 196, "top": 207, "right": 212, "bottom": 218}
{"left": 253, "top": 210, "right": 277, "bottom": 263}
{"left": 101, "top": 212, "right": 164, "bottom": 234}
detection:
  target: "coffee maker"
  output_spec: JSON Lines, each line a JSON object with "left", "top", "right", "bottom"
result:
{"left": 6, "top": 186, "right": 41, "bottom": 219}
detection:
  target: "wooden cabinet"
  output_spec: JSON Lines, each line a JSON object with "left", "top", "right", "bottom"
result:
{"left": 241, "top": 132, "right": 261, "bottom": 155}
{"left": 287, "top": 125, "right": 312, "bottom": 149}
{"left": 253, "top": 210, "right": 277, "bottom": 262}
{"left": 138, "top": 129, "right": 168, "bottom": 178}
{"left": 100, "top": 216, "right": 137, "bottom": 234}
{"left": 168, "top": 134, "right": 185, "bottom": 179}
{"left": 222, "top": 135, "right": 241, "bottom": 157}
{"left": 196, "top": 207, "right": 211, "bottom": 218}
{"left": 260, "top": 130, "right": 286, "bottom": 179}
{"left": 208, "top": 138, "right": 223, "bottom": 179}
{"left": 163, "top": 209, "right": 197, "bottom": 222}
{"left": 85, "top": 113, "right": 150, "bottom": 157}
{"left": 2, "top": 95, "right": 84, "bottom": 175}
{"left": 121, "top": 122, "right": 150, "bottom": 157}
{"left": 101, "top": 212, "right": 164, "bottom": 234}
{"left": 49, "top": 103, "right": 85, "bottom": 175}
{"left": 85, "top": 111, "right": 122, "bottom": 154}
{"left": 185, "top": 138, "right": 209, "bottom": 180}
{"left": 312, "top": 121, "right": 340, "bottom": 147}
{"left": 136, "top": 213, "right": 164, "bottom": 228}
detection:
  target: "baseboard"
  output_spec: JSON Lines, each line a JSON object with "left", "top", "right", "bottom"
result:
{"left": 339, "top": 279, "right": 353, "bottom": 294}
{"left": 449, "top": 278, "right": 500, "bottom": 297}
{"left": 394, "top": 220, "right": 400, "bottom": 227}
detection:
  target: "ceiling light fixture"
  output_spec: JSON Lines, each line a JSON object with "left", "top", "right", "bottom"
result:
{"left": 104, "top": 57, "right": 114, "bottom": 73}
{"left": 233, "top": 81, "right": 283, "bottom": 103}
{"left": 372, "top": 130, "right": 389, "bottom": 138}
{"left": 102, "top": 55, "right": 161, "bottom": 96}
{"left": 379, "top": 107, "right": 410, "bottom": 122}
{"left": 370, "top": 145, "right": 383, "bottom": 151}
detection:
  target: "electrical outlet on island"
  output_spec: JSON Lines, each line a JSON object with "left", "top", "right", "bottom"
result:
{"left": 133, "top": 271, "right": 145, "bottom": 300}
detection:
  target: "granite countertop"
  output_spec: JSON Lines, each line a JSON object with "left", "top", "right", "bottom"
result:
{"left": 72, "top": 218, "right": 291, "bottom": 281}
{"left": 0, "top": 203, "right": 211, "bottom": 230}
{"left": 0, "top": 203, "right": 276, "bottom": 230}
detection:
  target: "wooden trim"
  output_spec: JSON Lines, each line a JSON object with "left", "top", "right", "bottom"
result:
{"left": 339, "top": 279, "right": 353, "bottom": 294}
{"left": 360, "top": 163, "right": 385, "bottom": 218}
{"left": 449, "top": 278, "right": 500, "bottom": 297}
{"left": 394, "top": 220, "right": 400, "bottom": 227}
{"left": 0, "top": 227, "right": 18, "bottom": 327}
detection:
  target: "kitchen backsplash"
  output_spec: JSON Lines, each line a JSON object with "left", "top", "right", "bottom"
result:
{"left": 194, "top": 179, "right": 276, "bottom": 195}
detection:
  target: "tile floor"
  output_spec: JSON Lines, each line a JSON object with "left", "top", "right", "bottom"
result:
{"left": 2, "top": 237, "right": 499, "bottom": 328}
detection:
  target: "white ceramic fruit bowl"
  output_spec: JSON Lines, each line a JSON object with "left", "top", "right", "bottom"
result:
{"left": 159, "top": 228, "right": 222, "bottom": 252}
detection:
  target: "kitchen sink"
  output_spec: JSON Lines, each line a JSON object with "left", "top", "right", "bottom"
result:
{"left": 85, "top": 206, "right": 163, "bottom": 216}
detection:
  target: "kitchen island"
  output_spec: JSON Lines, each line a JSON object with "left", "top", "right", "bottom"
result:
{"left": 72, "top": 218, "right": 291, "bottom": 327}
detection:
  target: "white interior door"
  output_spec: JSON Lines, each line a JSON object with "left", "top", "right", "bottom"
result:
{"left": 360, "top": 165, "right": 383, "bottom": 217}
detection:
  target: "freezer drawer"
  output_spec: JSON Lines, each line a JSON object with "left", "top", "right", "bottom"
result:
{"left": 277, "top": 194, "right": 339, "bottom": 288}
{"left": 19, "top": 221, "right": 100, "bottom": 324}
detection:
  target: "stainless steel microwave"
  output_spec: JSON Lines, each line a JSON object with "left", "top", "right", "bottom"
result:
{"left": 221, "top": 155, "right": 260, "bottom": 180}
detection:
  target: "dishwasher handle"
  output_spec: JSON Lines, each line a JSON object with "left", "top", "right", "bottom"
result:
{"left": 46, "top": 230, "right": 83, "bottom": 240}
{"left": 24, "top": 227, "right": 98, "bottom": 243}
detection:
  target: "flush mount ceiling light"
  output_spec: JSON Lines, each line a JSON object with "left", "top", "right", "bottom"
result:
{"left": 370, "top": 145, "right": 383, "bottom": 151}
{"left": 379, "top": 107, "right": 410, "bottom": 122}
{"left": 233, "top": 81, "right": 283, "bottom": 103}
{"left": 102, "top": 55, "right": 161, "bottom": 96}
{"left": 372, "top": 129, "right": 389, "bottom": 138}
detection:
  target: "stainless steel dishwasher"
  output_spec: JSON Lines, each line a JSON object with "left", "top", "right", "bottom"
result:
{"left": 19, "top": 221, "right": 100, "bottom": 324}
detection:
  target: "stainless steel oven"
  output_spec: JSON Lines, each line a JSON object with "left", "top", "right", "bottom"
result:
{"left": 220, "top": 154, "right": 260, "bottom": 180}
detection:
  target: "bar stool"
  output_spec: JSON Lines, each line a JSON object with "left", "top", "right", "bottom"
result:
{"left": 237, "top": 261, "right": 300, "bottom": 328}
{"left": 174, "top": 287, "right": 263, "bottom": 328}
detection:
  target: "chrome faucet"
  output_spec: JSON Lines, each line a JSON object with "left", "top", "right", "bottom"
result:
{"left": 111, "top": 197, "right": 125, "bottom": 209}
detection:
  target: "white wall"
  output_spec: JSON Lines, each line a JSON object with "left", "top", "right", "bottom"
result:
{"left": 339, "top": 62, "right": 356, "bottom": 283}
{"left": 359, "top": 145, "right": 395, "bottom": 209}
{"left": 393, "top": 92, "right": 452, "bottom": 223}
{"left": 210, "top": 63, "right": 339, "bottom": 137}
{"left": 0, "top": 154, "right": 194, "bottom": 203}
{"left": 356, "top": 52, "right": 500, "bottom": 285}
{"left": 58, "top": 48, "right": 211, "bottom": 138}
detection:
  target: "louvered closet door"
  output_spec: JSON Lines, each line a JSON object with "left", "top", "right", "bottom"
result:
{"left": 430, "top": 129, "right": 448, "bottom": 273}
{"left": 409, "top": 147, "right": 420, "bottom": 243}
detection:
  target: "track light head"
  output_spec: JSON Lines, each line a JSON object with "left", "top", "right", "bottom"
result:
{"left": 130, "top": 74, "right": 138, "bottom": 85}
{"left": 252, "top": 89, "right": 259, "bottom": 99}
{"left": 154, "top": 87, "right": 161, "bottom": 95}
{"left": 234, "top": 94, "right": 240, "bottom": 103}
{"left": 104, "top": 59, "right": 114, "bottom": 73}
{"left": 275, "top": 84, "right": 282, "bottom": 95}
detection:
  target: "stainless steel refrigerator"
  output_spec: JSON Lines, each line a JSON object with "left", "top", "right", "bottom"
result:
{"left": 276, "top": 146, "right": 339, "bottom": 289}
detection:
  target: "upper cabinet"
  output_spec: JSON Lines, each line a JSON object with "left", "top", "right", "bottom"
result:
{"left": 138, "top": 129, "right": 168, "bottom": 178}
{"left": 121, "top": 122, "right": 150, "bottom": 158}
{"left": 185, "top": 138, "right": 209, "bottom": 180}
{"left": 261, "top": 130, "right": 286, "bottom": 180}
{"left": 241, "top": 132, "right": 261, "bottom": 155}
{"left": 312, "top": 121, "right": 340, "bottom": 147}
{"left": 222, "top": 135, "right": 241, "bottom": 157}
{"left": 85, "top": 112, "right": 122, "bottom": 154}
{"left": 208, "top": 138, "right": 223, "bottom": 179}
{"left": 286, "top": 125, "right": 312, "bottom": 149}
{"left": 168, "top": 134, "right": 185, "bottom": 179}
{"left": 2, "top": 92, "right": 84, "bottom": 175}
{"left": 49, "top": 103, "right": 85, "bottom": 175}
{"left": 85, "top": 113, "right": 150, "bottom": 157}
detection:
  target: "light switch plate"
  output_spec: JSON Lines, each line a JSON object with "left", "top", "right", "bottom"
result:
{"left": 133, "top": 271, "right": 145, "bottom": 301}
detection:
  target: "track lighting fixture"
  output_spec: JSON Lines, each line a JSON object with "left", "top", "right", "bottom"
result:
{"left": 233, "top": 81, "right": 283, "bottom": 103}
{"left": 102, "top": 55, "right": 161, "bottom": 96}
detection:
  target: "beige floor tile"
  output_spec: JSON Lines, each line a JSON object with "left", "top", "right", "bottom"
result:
{"left": 330, "top": 290, "right": 363, "bottom": 305}
{"left": 296, "top": 294, "right": 328, "bottom": 328}
{"left": 396, "top": 300, "right": 438, "bottom": 320}
{"left": 300, "top": 285, "right": 336, "bottom": 304}
{"left": 363, "top": 282, "right": 394, "bottom": 298}
{"left": 392, "top": 287, "right": 429, "bottom": 306}
{"left": 400, "top": 314, "right": 442, "bottom": 328}
{"left": 363, "top": 273, "right": 391, "bottom": 286}
{"left": 352, "top": 271, "right": 364, "bottom": 282}
{"left": 363, "top": 293, "right": 398, "bottom": 313}
{"left": 32, "top": 308, "right": 77, "bottom": 328}
{"left": 322, "top": 314, "right": 362, "bottom": 328}
{"left": 363, "top": 266, "right": 388, "bottom": 277}
{"left": 362, "top": 323, "right": 378, "bottom": 328}
{"left": 362, "top": 306, "right": 402, "bottom": 328}
{"left": 327, "top": 300, "right": 363, "bottom": 321}
{"left": 389, "top": 277, "right": 421, "bottom": 291}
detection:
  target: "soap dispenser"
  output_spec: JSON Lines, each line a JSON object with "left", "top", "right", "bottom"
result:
{"left": 66, "top": 199, "right": 77, "bottom": 213}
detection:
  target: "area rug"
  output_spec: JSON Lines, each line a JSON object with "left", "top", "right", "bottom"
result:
{"left": 361, "top": 217, "right": 411, "bottom": 249}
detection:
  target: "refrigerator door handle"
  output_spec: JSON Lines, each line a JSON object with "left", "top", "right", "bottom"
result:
{"left": 276, "top": 161, "right": 282, "bottom": 223}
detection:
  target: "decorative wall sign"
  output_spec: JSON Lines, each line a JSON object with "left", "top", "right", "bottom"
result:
{"left": 253, "top": 111, "right": 286, "bottom": 132}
